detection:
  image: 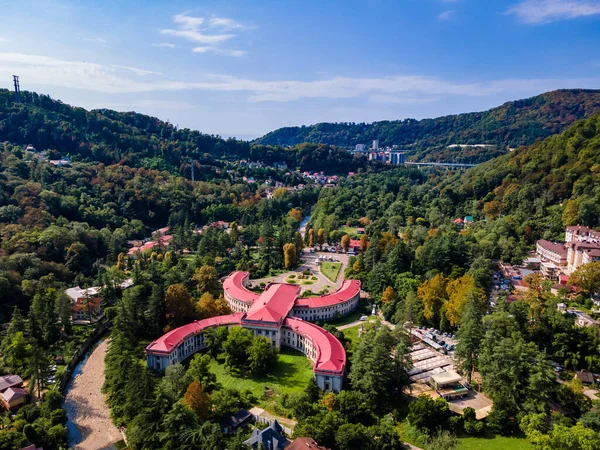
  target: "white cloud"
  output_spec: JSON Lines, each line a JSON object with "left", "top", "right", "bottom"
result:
{"left": 160, "top": 12, "right": 248, "bottom": 55}
{"left": 192, "top": 46, "right": 246, "bottom": 57}
{"left": 82, "top": 37, "right": 108, "bottom": 46}
{"left": 0, "top": 37, "right": 8, "bottom": 43}
{"left": 208, "top": 17, "right": 246, "bottom": 30}
{"left": 1, "top": 52, "right": 597, "bottom": 103}
{"left": 153, "top": 43, "right": 176, "bottom": 48}
{"left": 507, "top": 0, "right": 600, "bottom": 24}
{"left": 110, "top": 65, "right": 164, "bottom": 76}
{"left": 437, "top": 10, "right": 456, "bottom": 20}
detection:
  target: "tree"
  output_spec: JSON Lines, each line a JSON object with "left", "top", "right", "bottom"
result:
{"left": 407, "top": 395, "right": 451, "bottom": 434}
{"left": 184, "top": 380, "right": 211, "bottom": 421}
{"left": 317, "top": 228, "right": 326, "bottom": 248}
{"left": 308, "top": 228, "right": 315, "bottom": 248}
{"left": 381, "top": 286, "right": 397, "bottom": 304}
{"left": 341, "top": 234, "right": 350, "bottom": 253}
{"left": 159, "top": 363, "right": 192, "bottom": 403}
{"left": 454, "top": 298, "right": 485, "bottom": 381}
{"left": 196, "top": 292, "right": 219, "bottom": 320}
{"left": 295, "top": 231, "right": 304, "bottom": 254}
{"left": 360, "top": 234, "right": 368, "bottom": 252}
{"left": 248, "top": 336, "right": 278, "bottom": 375}
{"left": 570, "top": 262, "right": 600, "bottom": 297}
{"left": 192, "top": 265, "right": 220, "bottom": 296}
{"left": 283, "top": 243, "right": 297, "bottom": 269}
{"left": 445, "top": 275, "right": 485, "bottom": 327}
{"left": 289, "top": 208, "right": 303, "bottom": 222}
{"left": 417, "top": 274, "right": 448, "bottom": 324}
{"left": 158, "top": 401, "right": 199, "bottom": 449}
{"left": 188, "top": 353, "right": 217, "bottom": 389}
{"left": 335, "top": 423, "right": 371, "bottom": 450}
{"left": 222, "top": 327, "right": 253, "bottom": 372}
{"left": 164, "top": 284, "right": 196, "bottom": 331}
{"left": 348, "top": 326, "right": 411, "bottom": 411}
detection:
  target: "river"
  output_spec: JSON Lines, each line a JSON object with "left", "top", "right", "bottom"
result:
{"left": 64, "top": 339, "right": 123, "bottom": 450}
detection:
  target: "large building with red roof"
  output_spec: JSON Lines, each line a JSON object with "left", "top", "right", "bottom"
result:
{"left": 146, "top": 271, "right": 361, "bottom": 392}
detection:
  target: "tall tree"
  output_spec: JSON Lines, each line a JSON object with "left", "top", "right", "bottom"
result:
{"left": 192, "top": 265, "right": 220, "bottom": 296}
{"left": 341, "top": 234, "right": 350, "bottom": 253}
{"left": 164, "top": 284, "right": 195, "bottom": 331}
{"left": 283, "top": 242, "right": 297, "bottom": 269}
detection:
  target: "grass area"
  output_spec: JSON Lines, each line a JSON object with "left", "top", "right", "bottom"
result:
{"left": 398, "top": 419, "right": 533, "bottom": 450}
{"left": 322, "top": 298, "right": 371, "bottom": 327}
{"left": 457, "top": 434, "right": 533, "bottom": 450}
{"left": 341, "top": 325, "right": 361, "bottom": 352}
{"left": 208, "top": 347, "right": 314, "bottom": 412}
{"left": 301, "top": 281, "right": 315, "bottom": 285}
{"left": 339, "top": 226, "right": 358, "bottom": 237}
{"left": 320, "top": 262, "right": 342, "bottom": 282}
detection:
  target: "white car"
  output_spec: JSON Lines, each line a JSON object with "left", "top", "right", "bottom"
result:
{"left": 359, "top": 315, "right": 368, "bottom": 321}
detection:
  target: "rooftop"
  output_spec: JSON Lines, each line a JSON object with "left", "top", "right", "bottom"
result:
{"left": 223, "top": 271, "right": 260, "bottom": 303}
{"left": 431, "top": 371, "right": 462, "bottom": 386}
{"left": 284, "top": 317, "right": 346, "bottom": 375}
{"left": 0, "top": 375, "right": 23, "bottom": 392}
{"left": 146, "top": 313, "right": 244, "bottom": 354}
{"left": 295, "top": 280, "right": 361, "bottom": 308}
{"left": 537, "top": 239, "right": 567, "bottom": 255}
{"left": 244, "top": 284, "right": 300, "bottom": 324}
{"left": 1, "top": 387, "right": 27, "bottom": 402}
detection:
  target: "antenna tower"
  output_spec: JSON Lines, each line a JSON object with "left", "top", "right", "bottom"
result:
{"left": 13, "top": 75, "right": 21, "bottom": 102}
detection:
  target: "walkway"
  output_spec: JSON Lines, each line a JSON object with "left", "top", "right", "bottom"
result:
{"left": 65, "top": 340, "right": 122, "bottom": 450}
{"left": 251, "top": 252, "right": 349, "bottom": 293}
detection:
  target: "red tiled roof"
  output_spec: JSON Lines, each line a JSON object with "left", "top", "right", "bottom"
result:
{"left": 72, "top": 297, "right": 102, "bottom": 312}
{"left": 295, "top": 280, "right": 361, "bottom": 308}
{"left": 349, "top": 239, "right": 361, "bottom": 248}
{"left": 244, "top": 284, "right": 300, "bottom": 324}
{"left": 146, "top": 313, "right": 244, "bottom": 354}
{"left": 128, "top": 235, "right": 173, "bottom": 255}
{"left": 283, "top": 318, "right": 346, "bottom": 375}
{"left": 223, "top": 271, "right": 260, "bottom": 304}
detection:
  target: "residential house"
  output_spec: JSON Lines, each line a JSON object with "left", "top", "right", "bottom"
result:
{"left": 356, "top": 227, "right": 365, "bottom": 235}
{"left": 220, "top": 409, "right": 253, "bottom": 434}
{"left": 453, "top": 218, "right": 464, "bottom": 228}
{"left": 573, "top": 311, "right": 600, "bottom": 328}
{"left": 243, "top": 420, "right": 290, "bottom": 450}
{"left": 575, "top": 369, "right": 595, "bottom": 385}
{"left": 287, "top": 437, "right": 330, "bottom": 450}
{"left": 0, "top": 375, "right": 23, "bottom": 392}
{"left": 463, "top": 216, "right": 474, "bottom": 228}
{"left": 1, "top": 387, "right": 27, "bottom": 410}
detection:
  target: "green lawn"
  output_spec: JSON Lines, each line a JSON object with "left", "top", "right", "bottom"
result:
{"left": 339, "top": 226, "right": 358, "bottom": 237}
{"left": 208, "top": 347, "right": 314, "bottom": 411}
{"left": 320, "top": 262, "right": 342, "bottom": 282}
{"left": 457, "top": 434, "right": 533, "bottom": 450}
{"left": 341, "top": 325, "right": 361, "bottom": 352}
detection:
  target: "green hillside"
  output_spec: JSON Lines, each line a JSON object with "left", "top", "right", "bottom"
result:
{"left": 254, "top": 89, "right": 600, "bottom": 163}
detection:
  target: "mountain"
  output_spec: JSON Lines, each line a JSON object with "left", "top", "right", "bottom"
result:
{"left": 447, "top": 109, "right": 600, "bottom": 232}
{"left": 0, "top": 89, "right": 251, "bottom": 170}
{"left": 254, "top": 89, "right": 600, "bottom": 163}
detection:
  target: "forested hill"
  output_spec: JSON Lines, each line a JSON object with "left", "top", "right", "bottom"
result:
{"left": 254, "top": 89, "right": 600, "bottom": 162}
{"left": 447, "top": 110, "right": 600, "bottom": 230}
{"left": 0, "top": 89, "right": 250, "bottom": 167}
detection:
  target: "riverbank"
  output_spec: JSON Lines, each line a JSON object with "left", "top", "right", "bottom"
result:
{"left": 64, "top": 339, "right": 123, "bottom": 450}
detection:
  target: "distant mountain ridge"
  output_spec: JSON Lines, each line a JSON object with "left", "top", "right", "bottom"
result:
{"left": 253, "top": 89, "right": 600, "bottom": 163}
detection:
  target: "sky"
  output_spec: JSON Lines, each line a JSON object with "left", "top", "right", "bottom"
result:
{"left": 1, "top": 0, "right": 600, "bottom": 139}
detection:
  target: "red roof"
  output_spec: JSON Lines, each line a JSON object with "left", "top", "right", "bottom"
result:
{"left": 223, "top": 272, "right": 260, "bottom": 304}
{"left": 349, "top": 239, "right": 361, "bottom": 248}
{"left": 146, "top": 313, "right": 244, "bottom": 354}
{"left": 244, "top": 284, "right": 300, "bottom": 324}
{"left": 283, "top": 318, "right": 346, "bottom": 375}
{"left": 295, "top": 280, "right": 361, "bottom": 308}
{"left": 128, "top": 235, "right": 173, "bottom": 255}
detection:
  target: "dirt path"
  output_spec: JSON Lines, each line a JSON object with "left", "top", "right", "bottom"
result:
{"left": 65, "top": 339, "right": 122, "bottom": 450}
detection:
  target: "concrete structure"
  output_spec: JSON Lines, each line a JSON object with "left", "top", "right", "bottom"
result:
{"left": 372, "top": 140, "right": 379, "bottom": 150}
{"left": 541, "top": 261, "right": 559, "bottom": 281}
{"left": 146, "top": 271, "right": 360, "bottom": 392}
{"left": 536, "top": 240, "right": 568, "bottom": 266}
{"left": 430, "top": 371, "right": 468, "bottom": 400}
{"left": 564, "top": 225, "right": 600, "bottom": 274}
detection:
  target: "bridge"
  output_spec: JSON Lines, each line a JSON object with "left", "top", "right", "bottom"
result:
{"left": 404, "top": 161, "right": 478, "bottom": 168}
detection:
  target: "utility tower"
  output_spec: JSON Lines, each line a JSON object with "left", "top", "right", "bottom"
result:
{"left": 12, "top": 75, "right": 21, "bottom": 102}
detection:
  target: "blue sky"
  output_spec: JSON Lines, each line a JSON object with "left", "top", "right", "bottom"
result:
{"left": 1, "top": 0, "right": 600, "bottom": 138}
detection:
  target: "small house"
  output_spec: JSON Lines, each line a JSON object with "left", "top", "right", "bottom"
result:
{"left": 220, "top": 408, "right": 252, "bottom": 434}
{"left": 243, "top": 420, "right": 290, "bottom": 450}
{"left": 1, "top": 387, "right": 27, "bottom": 410}
{"left": 575, "top": 369, "right": 595, "bottom": 385}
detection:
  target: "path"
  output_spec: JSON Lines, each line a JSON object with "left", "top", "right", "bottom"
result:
{"left": 251, "top": 251, "right": 349, "bottom": 293}
{"left": 65, "top": 339, "right": 122, "bottom": 450}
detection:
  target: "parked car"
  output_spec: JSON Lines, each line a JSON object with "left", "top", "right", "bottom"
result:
{"left": 359, "top": 315, "right": 368, "bottom": 321}
{"left": 438, "top": 341, "right": 446, "bottom": 347}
